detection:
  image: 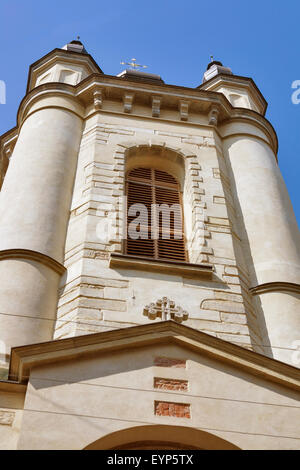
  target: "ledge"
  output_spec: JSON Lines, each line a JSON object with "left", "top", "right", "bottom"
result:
{"left": 109, "top": 253, "right": 213, "bottom": 279}
{"left": 0, "top": 380, "right": 27, "bottom": 394}
{"left": 250, "top": 282, "right": 300, "bottom": 295}
{"left": 8, "top": 321, "right": 300, "bottom": 390}
{"left": 0, "top": 249, "right": 66, "bottom": 275}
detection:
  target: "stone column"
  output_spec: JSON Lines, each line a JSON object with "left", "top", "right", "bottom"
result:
{"left": 223, "top": 130, "right": 300, "bottom": 365}
{"left": 0, "top": 97, "right": 83, "bottom": 366}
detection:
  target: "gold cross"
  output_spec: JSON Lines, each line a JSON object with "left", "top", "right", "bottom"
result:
{"left": 120, "top": 58, "right": 148, "bottom": 71}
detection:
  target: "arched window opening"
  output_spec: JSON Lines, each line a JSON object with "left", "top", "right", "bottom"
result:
{"left": 125, "top": 167, "right": 187, "bottom": 262}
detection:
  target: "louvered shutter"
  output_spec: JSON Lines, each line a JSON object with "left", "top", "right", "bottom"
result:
{"left": 126, "top": 167, "right": 186, "bottom": 262}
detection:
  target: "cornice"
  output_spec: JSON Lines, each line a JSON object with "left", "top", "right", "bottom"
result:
{"left": 0, "top": 249, "right": 66, "bottom": 275}
{"left": 8, "top": 321, "right": 300, "bottom": 391}
{"left": 250, "top": 282, "right": 300, "bottom": 295}
{"left": 78, "top": 75, "right": 277, "bottom": 151}
{"left": 26, "top": 48, "right": 103, "bottom": 93}
{"left": 16, "top": 83, "right": 84, "bottom": 127}
{"left": 0, "top": 75, "right": 278, "bottom": 156}
{"left": 0, "top": 380, "right": 26, "bottom": 394}
{"left": 110, "top": 253, "right": 213, "bottom": 278}
{"left": 199, "top": 73, "right": 268, "bottom": 115}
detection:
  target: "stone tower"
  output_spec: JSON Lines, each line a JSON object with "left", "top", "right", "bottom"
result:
{"left": 0, "top": 41, "right": 299, "bottom": 450}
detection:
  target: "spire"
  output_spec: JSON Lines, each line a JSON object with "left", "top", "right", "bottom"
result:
{"left": 62, "top": 37, "right": 88, "bottom": 54}
{"left": 202, "top": 58, "right": 232, "bottom": 83}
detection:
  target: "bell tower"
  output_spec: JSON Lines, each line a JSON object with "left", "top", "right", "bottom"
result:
{"left": 0, "top": 45, "right": 299, "bottom": 380}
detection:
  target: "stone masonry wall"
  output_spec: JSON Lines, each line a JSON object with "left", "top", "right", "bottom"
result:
{"left": 54, "top": 111, "right": 262, "bottom": 352}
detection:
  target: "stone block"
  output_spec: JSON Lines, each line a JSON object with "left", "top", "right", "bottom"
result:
{"left": 221, "top": 313, "right": 247, "bottom": 324}
{"left": 201, "top": 299, "right": 245, "bottom": 314}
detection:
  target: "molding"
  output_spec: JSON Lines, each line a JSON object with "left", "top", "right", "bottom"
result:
{"left": 250, "top": 282, "right": 300, "bottom": 295}
{"left": 8, "top": 321, "right": 300, "bottom": 391}
{"left": 109, "top": 253, "right": 213, "bottom": 278}
{"left": 1, "top": 74, "right": 278, "bottom": 155}
{"left": 26, "top": 47, "right": 103, "bottom": 93}
{"left": 115, "top": 138, "right": 197, "bottom": 159}
{"left": 86, "top": 425, "right": 240, "bottom": 450}
{"left": 199, "top": 73, "right": 267, "bottom": 115}
{"left": 17, "top": 86, "right": 85, "bottom": 127}
{"left": 0, "top": 249, "right": 66, "bottom": 275}
{"left": 0, "top": 380, "right": 27, "bottom": 394}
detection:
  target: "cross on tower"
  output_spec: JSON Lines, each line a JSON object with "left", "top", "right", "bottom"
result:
{"left": 120, "top": 58, "right": 148, "bottom": 71}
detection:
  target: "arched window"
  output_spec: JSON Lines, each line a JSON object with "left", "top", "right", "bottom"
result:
{"left": 125, "top": 167, "right": 187, "bottom": 262}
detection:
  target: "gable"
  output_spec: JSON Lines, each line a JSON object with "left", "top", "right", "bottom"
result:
{"left": 16, "top": 338, "right": 300, "bottom": 450}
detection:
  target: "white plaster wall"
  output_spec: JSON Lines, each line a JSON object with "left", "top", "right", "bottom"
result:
{"left": 17, "top": 344, "right": 300, "bottom": 450}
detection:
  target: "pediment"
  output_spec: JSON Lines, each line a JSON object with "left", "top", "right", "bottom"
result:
{"left": 9, "top": 321, "right": 300, "bottom": 391}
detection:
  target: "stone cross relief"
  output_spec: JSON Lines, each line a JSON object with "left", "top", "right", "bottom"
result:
{"left": 143, "top": 297, "right": 189, "bottom": 323}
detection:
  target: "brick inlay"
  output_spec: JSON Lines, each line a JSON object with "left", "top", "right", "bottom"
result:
{"left": 154, "top": 378, "right": 188, "bottom": 391}
{"left": 155, "top": 401, "right": 190, "bottom": 418}
{"left": 154, "top": 357, "right": 186, "bottom": 368}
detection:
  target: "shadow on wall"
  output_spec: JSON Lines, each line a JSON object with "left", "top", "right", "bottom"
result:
{"left": 219, "top": 144, "right": 272, "bottom": 356}
{"left": 30, "top": 342, "right": 299, "bottom": 401}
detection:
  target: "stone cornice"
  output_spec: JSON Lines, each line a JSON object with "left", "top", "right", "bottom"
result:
{"left": 0, "top": 249, "right": 66, "bottom": 275}
{"left": 250, "top": 282, "right": 300, "bottom": 295}
{"left": 110, "top": 253, "right": 213, "bottom": 278}
{"left": 8, "top": 321, "right": 300, "bottom": 391}
{"left": 26, "top": 47, "right": 103, "bottom": 93}
{"left": 77, "top": 75, "right": 276, "bottom": 151}
{"left": 0, "top": 380, "right": 26, "bottom": 394}
{"left": 16, "top": 83, "right": 84, "bottom": 127}
{"left": 0, "top": 74, "right": 279, "bottom": 158}
{"left": 199, "top": 73, "right": 268, "bottom": 115}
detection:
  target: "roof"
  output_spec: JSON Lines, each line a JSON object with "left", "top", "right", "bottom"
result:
{"left": 8, "top": 321, "right": 300, "bottom": 391}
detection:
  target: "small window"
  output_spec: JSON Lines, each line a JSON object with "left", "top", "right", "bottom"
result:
{"left": 125, "top": 167, "right": 187, "bottom": 262}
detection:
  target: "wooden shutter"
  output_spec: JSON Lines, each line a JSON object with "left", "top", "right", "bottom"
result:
{"left": 125, "top": 167, "right": 186, "bottom": 262}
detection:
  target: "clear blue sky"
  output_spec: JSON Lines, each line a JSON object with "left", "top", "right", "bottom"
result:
{"left": 0, "top": 0, "right": 299, "bottom": 225}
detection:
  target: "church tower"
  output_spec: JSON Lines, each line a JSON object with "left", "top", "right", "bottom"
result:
{"left": 0, "top": 42, "right": 299, "bottom": 450}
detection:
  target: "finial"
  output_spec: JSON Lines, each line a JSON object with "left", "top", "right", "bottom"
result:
{"left": 77, "top": 35, "right": 80, "bottom": 41}
{"left": 210, "top": 55, "right": 214, "bottom": 62}
{"left": 120, "top": 58, "right": 148, "bottom": 71}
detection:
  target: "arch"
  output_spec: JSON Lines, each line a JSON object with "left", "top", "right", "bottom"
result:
{"left": 84, "top": 425, "right": 241, "bottom": 450}
{"left": 113, "top": 141, "right": 206, "bottom": 264}
{"left": 124, "top": 144, "right": 186, "bottom": 188}
{"left": 116, "top": 139, "right": 197, "bottom": 158}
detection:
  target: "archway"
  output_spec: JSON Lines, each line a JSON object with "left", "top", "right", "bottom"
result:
{"left": 84, "top": 425, "right": 240, "bottom": 450}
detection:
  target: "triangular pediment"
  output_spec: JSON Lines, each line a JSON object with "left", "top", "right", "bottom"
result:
{"left": 8, "top": 321, "right": 300, "bottom": 391}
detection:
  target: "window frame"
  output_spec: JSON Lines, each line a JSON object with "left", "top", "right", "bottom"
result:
{"left": 124, "top": 167, "right": 188, "bottom": 263}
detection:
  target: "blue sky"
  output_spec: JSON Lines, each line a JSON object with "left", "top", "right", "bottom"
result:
{"left": 0, "top": 0, "right": 299, "bottom": 225}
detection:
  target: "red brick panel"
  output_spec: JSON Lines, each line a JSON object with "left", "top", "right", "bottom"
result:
{"left": 154, "top": 357, "right": 186, "bottom": 368}
{"left": 154, "top": 378, "right": 188, "bottom": 392}
{"left": 155, "top": 401, "right": 190, "bottom": 418}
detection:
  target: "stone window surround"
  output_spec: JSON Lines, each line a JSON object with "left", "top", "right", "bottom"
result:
{"left": 111, "top": 139, "right": 212, "bottom": 265}
{"left": 109, "top": 253, "right": 213, "bottom": 279}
